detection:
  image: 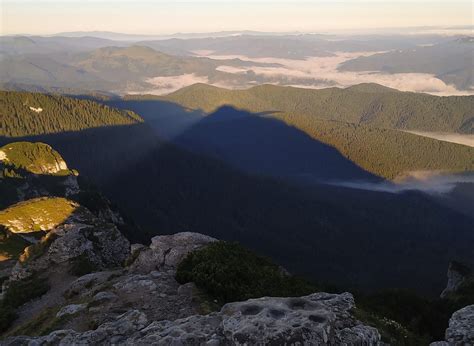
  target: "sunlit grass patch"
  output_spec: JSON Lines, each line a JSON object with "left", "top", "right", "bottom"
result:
{"left": 0, "top": 197, "right": 79, "bottom": 233}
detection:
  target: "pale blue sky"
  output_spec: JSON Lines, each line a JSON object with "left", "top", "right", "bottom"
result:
{"left": 1, "top": 0, "right": 472, "bottom": 35}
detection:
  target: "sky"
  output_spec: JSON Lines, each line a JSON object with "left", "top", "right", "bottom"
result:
{"left": 1, "top": 0, "right": 473, "bottom": 35}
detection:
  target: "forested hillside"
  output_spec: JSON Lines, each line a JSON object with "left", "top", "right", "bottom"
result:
{"left": 122, "top": 91, "right": 474, "bottom": 179}
{"left": 283, "top": 118, "right": 474, "bottom": 179}
{"left": 0, "top": 91, "right": 143, "bottom": 137}
{"left": 164, "top": 83, "right": 474, "bottom": 133}
{"left": 1, "top": 89, "right": 473, "bottom": 293}
{"left": 2, "top": 123, "right": 472, "bottom": 294}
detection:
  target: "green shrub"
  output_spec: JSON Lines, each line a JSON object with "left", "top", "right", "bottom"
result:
{"left": 176, "top": 241, "right": 316, "bottom": 303}
{"left": 2, "top": 276, "right": 50, "bottom": 309}
{"left": 0, "top": 275, "right": 50, "bottom": 333}
{"left": 357, "top": 286, "right": 474, "bottom": 343}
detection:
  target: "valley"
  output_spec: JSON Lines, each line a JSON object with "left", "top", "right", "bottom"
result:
{"left": 0, "top": 21, "right": 473, "bottom": 344}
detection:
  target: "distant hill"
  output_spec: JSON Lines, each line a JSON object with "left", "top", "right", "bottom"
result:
{"left": 339, "top": 38, "right": 474, "bottom": 90}
{"left": 158, "top": 84, "right": 474, "bottom": 179}
{"left": 0, "top": 45, "right": 279, "bottom": 93}
{"left": 0, "top": 35, "right": 127, "bottom": 55}
{"left": 165, "top": 83, "right": 474, "bottom": 133}
{"left": 0, "top": 55, "right": 111, "bottom": 91}
{"left": 70, "top": 45, "right": 277, "bottom": 85}
{"left": 0, "top": 91, "right": 143, "bottom": 137}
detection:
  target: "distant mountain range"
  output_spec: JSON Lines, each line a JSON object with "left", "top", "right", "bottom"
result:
{"left": 339, "top": 37, "right": 474, "bottom": 90}
{"left": 1, "top": 33, "right": 472, "bottom": 94}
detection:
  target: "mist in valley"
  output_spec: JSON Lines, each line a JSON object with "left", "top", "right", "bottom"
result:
{"left": 330, "top": 171, "right": 474, "bottom": 195}
{"left": 137, "top": 50, "right": 473, "bottom": 96}
{"left": 404, "top": 131, "right": 474, "bottom": 147}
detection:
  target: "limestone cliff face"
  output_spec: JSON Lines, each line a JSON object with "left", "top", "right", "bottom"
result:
{"left": 440, "top": 261, "right": 472, "bottom": 298}
{"left": 2, "top": 231, "right": 381, "bottom": 345}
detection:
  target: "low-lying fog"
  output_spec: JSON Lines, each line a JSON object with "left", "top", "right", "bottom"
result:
{"left": 330, "top": 171, "right": 474, "bottom": 195}
{"left": 139, "top": 51, "right": 473, "bottom": 96}
{"left": 404, "top": 131, "right": 474, "bottom": 148}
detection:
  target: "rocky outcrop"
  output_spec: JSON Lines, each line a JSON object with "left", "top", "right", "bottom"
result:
{"left": 2, "top": 231, "right": 381, "bottom": 345}
{"left": 129, "top": 232, "right": 217, "bottom": 273}
{"left": 0, "top": 142, "right": 71, "bottom": 175}
{"left": 445, "top": 305, "right": 474, "bottom": 344}
{"left": 7, "top": 209, "right": 130, "bottom": 282}
{"left": 441, "top": 261, "right": 472, "bottom": 298}
{"left": 4, "top": 292, "right": 380, "bottom": 345}
{"left": 432, "top": 305, "right": 474, "bottom": 345}
{"left": 218, "top": 292, "right": 380, "bottom": 345}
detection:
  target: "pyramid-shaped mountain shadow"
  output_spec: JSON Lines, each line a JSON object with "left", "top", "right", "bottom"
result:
{"left": 173, "top": 105, "right": 380, "bottom": 183}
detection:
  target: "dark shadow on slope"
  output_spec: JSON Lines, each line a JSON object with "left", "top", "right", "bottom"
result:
{"left": 105, "top": 99, "right": 380, "bottom": 183}
{"left": 0, "top": 123, "right": 161, "bottom": 198}
{"left": 103, "top": 137, "right": 474, "bottom": 295}
{"left": 2, "top": 121, "right": 473, "bottom": 295}
{"left": 106, "top": 99, "right": 205, "bottom": 140}
{"left": 173, "top": 105, "right": 380, "bottom": 182}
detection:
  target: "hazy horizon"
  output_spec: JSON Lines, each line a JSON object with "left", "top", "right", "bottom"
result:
{"left": 2, "top": 0, "right": 472, "bottom": 36}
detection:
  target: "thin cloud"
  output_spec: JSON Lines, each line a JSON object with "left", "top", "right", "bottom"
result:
{"left": 128, "top": 74, "right": 209, "bottom": 95}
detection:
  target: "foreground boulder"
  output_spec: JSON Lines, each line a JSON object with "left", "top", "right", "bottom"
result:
{"left": 3, "top": 292, "right": 380, "bottom": 345}
{"left": 444, "top": 305, "right": 474, "bottom": 345}
{"left": 1, "top": 231, "right": 381, "bottom": 344}
{"left": 431, "top": 305, "right": 474, "bottom": 345}
{"left": 129, "top": 232, "right": 217, "bottom": 273}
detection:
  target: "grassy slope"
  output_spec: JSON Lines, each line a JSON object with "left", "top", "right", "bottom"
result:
{"left": 0, "top": 91, "right": 143, "bottom": 137}
{"left": 1, "top": 142, "right": 73, "bottom": 176}
{"left": 0, "top": 197, "right": 78, "bottom": 233}
{"left": 162, "top": 84, "right": 474, "bottom": 179}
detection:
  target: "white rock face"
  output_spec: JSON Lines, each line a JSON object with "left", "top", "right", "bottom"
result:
{"left": 29, "top": 106, "right": 43, "bottom": 113}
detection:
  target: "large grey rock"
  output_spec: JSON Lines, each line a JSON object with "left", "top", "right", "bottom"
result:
{"left": 445, "top": 305, "right": 474, "bottom": 345}
{"left": 64, "top": 270, "right": 121, "bottom": 298}
{"left": 219, "top": 292, "right": 380, "bottom": 345}
{"left": 8, "top": 217, "right": 130, "bottom": 282}
{"left": 3, "top": 292, "right": 381, "bottom": 345}
{"left": 129, "top": 232, "right": 216, "bottom": 273}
